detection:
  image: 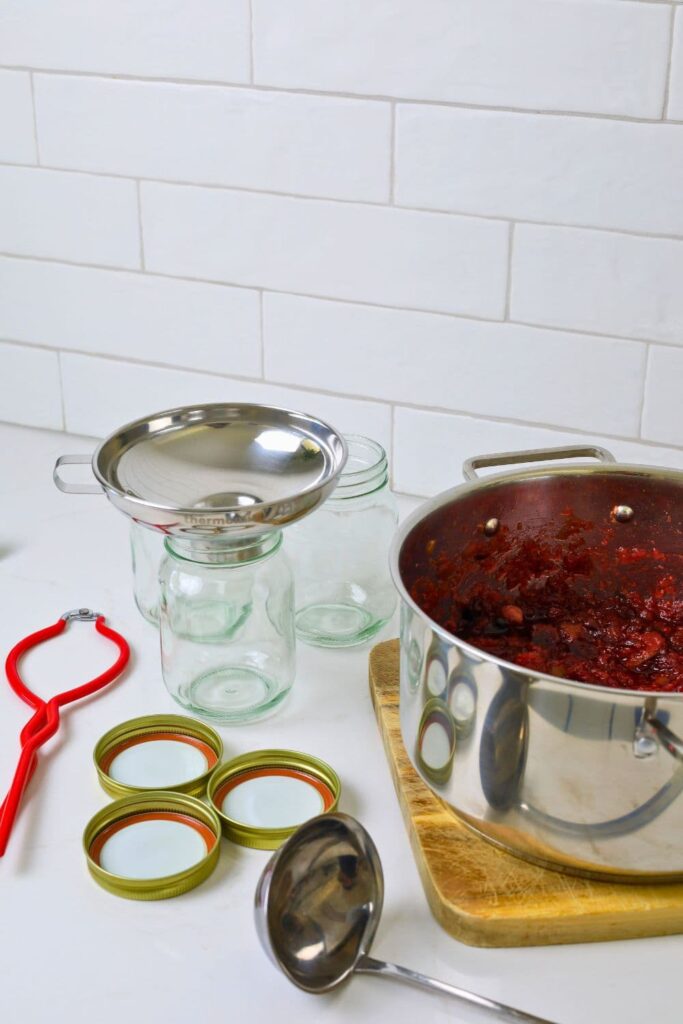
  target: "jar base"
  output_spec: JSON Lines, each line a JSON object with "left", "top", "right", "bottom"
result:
{"left": 134, "top": 596, "right": 159, "bottom": 626}
{"left": 174, "top": 667, "right": 289, "bottom": 724}
{"left": 295, "top": 602, "right": 387, "bottom": 648}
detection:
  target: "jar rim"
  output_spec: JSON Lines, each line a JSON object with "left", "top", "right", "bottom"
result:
{"left": 164, "top": 529, "right": 283, "bottom": 565}
{"left": 333, "top": 435, "right": 388, "bottom": 498}
{"left": 339, "top": 435, "right": 387, "bottom": 478}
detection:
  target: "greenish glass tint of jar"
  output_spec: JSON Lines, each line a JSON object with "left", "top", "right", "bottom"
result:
{"left": 287, "top": 435, "right": 398, "bottom": 647}
{"left": 130, "top": 520, "right": 163, "bottom": 624}
{"left": 159, "top": 531, "right": 295, "bottom": 724}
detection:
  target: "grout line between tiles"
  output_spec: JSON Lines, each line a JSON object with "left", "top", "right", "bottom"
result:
{"left": 135, "top": 180, "right": 145, "bottom": 269}
{"left": 389, "top": 405, "right": 397, "bottom": 489}
{"left": 4, "top": 338, "right": 682, "bottom": 455}
{"left": 55, "top": 350, "right": 67, "bottom": 431}
{"left": 389, "top": 102, "right": 396, "bottom": 204}
{"left": 10, "top": 64, "right": 683, "bottom": 126}
{"left": 1, "top": 158, "right": 683, "bottom": 245}
{"left": 504, "top": 223, "right": 515, "bottom": 320}
{"left": 2, "top": 249, "right": 683, "bottom": 351}
{"left": 662, "top": 5, "right": 678, "bottom": 118}
{"left": 638, "top": 344, "right": 653, "bottom": 437}
{"left": 0, "top": 157, "right": 506, "bottom": 218}
{"left": 247, "top": 0, "right": 255, "bottom": 84}
{"left": 28, "top": 72, "right": 41, "bottom": 165}
{"left": 258, "top": 289, "right": 265, "bottom": 377}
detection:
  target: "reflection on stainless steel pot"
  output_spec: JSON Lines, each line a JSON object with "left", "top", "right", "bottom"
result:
{"left": 416, "top": 699, "right": 456, "bottom": 785}
{"left": 448, "top": 675, "right": 477, "bottom": 738}
{"left": 392, "top": 445, "right": 683, "bottom": 881}
{"left": 480, "top": 676, "right": 529, "bottom": 812}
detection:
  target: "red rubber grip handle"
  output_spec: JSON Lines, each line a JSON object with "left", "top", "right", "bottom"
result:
{"left": 0, "top": 615, "right": 130, "bottom": 857}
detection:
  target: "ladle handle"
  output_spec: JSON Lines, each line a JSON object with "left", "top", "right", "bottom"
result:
{"left": 356, "top": 955, "right": 556, "bottom": 1024}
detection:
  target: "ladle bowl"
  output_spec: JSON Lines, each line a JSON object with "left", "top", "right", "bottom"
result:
{"left": 255, "top": 812, "right": 556, "bottom": 1023}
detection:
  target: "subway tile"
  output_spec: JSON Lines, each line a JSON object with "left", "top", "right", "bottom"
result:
{"left": 641, "top": 346, "right": 683, "bottom": 446}
{"left": 396, "top": 105, "right": 683, "bottom": 237}
{"left": 0, "top": 70, "right": 36, "bottom": 164}
{"left": 0, "top": 341, "right": 62, "bottom": 430}
{"left": 60, "top": 352, "right": 392, "bottom": 450}
{"left": 141, "top": 183, "right": 508, "bottom": 318}
{"left": 34, "top": 75, "right": 391, "bottom": 202}
{"left": 253, "top": 0, "right": 670, "bottom": 118}
{"left": 511, "top": 225, "right": 683, "bottom": 345}
{"left": 668, "top": 8, "right": 683, "bottom": 120}
{"left": 0, "top": 257, "right": 261, "bottom": 376}
{"left": 0, "top": 167, "right": 139, "bottom": 268}
{"left": 394, "top": 406, "right": 683, "bottom": 498}
{"left": 0, "top": 0, "right": 250, "bottom": 81}
{"left": 264, "top": 293, "right": 646, "bottom": 437}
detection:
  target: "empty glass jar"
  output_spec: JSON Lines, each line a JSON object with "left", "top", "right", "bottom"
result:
{"left": 287, "top": 435, "right": 398, "bottom": 647}
{"left": 159, "top": 531, "right": 295, "bottom": 724}
{"left": 130, "top": 521, "right": 163, "bottom": 624}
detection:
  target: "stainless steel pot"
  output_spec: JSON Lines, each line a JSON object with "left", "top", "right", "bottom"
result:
{"left": 390, "top": 445, "right": 683, "bottom": 881}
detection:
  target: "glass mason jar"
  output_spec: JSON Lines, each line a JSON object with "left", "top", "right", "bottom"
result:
{"left": 287, "top": 435, "right": 398, "bottom": 647}
{"left": 130, "top": 521, "right": 163, "bottom": 624}
{"left": 159, "top": 530, "right": 295, "bottom": 724}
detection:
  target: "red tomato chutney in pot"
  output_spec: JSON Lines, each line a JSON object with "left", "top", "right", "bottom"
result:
{"left": 407, "top": 504, "right": 683, "bottom": 692}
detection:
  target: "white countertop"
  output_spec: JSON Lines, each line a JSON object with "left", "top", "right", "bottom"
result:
{"left": 1, "top": 421, "right": 680, "bottom": 1024}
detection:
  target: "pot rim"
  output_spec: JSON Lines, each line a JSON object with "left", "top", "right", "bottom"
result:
{"left": 390, "top": 459, "right": 683, "bottom": 702}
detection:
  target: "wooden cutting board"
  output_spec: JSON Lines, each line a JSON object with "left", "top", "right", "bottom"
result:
{"left": 369, "top": 639, "right": 683, "bottom": 947}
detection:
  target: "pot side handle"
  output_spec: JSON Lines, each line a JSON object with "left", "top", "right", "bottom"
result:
{"left": 53, "top": 454, "right": 103, "bottom": 495}
{"left": 463, "top": 444, "right": 617, "bottom": 482}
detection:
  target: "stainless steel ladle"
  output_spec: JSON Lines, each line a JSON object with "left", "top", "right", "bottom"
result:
{"left": 254, "top": 812, "right": 556, "bottom": 1023}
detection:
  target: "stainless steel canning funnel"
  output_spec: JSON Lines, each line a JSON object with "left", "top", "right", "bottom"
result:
{"left": 53, "top": 404, "right": 348, "bottom": 536}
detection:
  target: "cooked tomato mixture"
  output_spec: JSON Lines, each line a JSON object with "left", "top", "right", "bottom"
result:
{"left": 409, "top": 509, "right": 683, "bottom": 692}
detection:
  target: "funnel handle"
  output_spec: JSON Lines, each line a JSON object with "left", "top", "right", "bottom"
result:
{"left": 53, "top": 454, "right": 102, "bottom": 494}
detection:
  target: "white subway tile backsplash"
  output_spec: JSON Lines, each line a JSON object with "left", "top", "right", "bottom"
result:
{"left": 0, "top": 167, "right": 139, "bottom": 268}
{"left": 394, "top": 406, "right": 683, "bottom": 498}
{"left": 0, "top": 257, "right": 261, "bottom": 376}
{"left": 668, "top": 8, "right": 683, "bottom": 120}
{"left": 253, "top": 0, "right": 669, "bottom": 118}
{"left": 264, "top": 293, "right": 645, "bottom": 437}
{"left": 641, "top": 346, "right": 683, "bottom": 446}
{"left": 60, "top": 352, "right": 392, "bottom": 450}
{"left": 0, "top": 0, "right": 250, "bottom": 81}
{"left": 0, "top": 70, "right": 36, "bottom": 164}
{"left": 0, "top": 341, "right": 62, "bottom": 430}
{"left": 141, "top": 183, "right": 508, "bottom": 318}
{"left": 395, "top": 106, "right": 683, "bottom": 237}
{"left": 34, "top": 76, "right": 391, "bottom": 203}
{"left": 511, "top": 225, "right": 683, "bottom": 345}
{"left": 0, "top": 0, "right": 680, "bottom": 477}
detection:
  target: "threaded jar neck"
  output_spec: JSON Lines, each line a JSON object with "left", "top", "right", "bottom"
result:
{"left": 330, "top": 435, "right": 388, "bottom": 501}
{"left": 165, "top": 529, "right": 283, "bottom": 566}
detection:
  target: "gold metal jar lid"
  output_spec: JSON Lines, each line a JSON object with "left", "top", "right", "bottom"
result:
{"left": 94, "top": 714, "right": 223, "bottom": 799}
{"left": 83, "top": 791, "right": 221, "bottom": 900}
{"left": 207, "top": 749, "right": 341, "bottom": 850}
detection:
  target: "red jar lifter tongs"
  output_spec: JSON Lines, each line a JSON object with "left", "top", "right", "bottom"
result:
{"left": 0, "top": 608, "right": 130, "bottom": 857}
